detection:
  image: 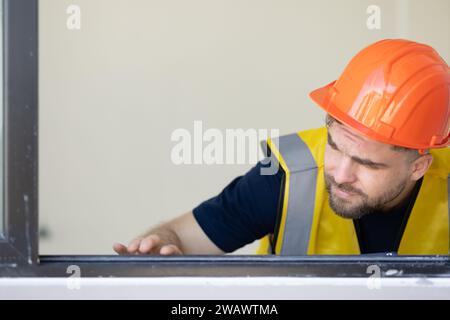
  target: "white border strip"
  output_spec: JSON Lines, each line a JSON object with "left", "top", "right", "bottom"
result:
{"left": 1, "top": 277, "right": 450, "bottom": 300}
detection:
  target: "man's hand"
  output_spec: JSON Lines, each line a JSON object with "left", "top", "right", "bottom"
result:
{"left": 112, "top": 211, "right": 225, "bottom": 255}
{"left": 113, "top": 234, "right": 183, "bottom": 255}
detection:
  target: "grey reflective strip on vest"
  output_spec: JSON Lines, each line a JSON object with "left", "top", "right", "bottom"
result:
{"left": 270, "top": 133, "right": 318, "bottom": 255}
{"left": 448, "top": 174, "right": 450, "bottom": 253}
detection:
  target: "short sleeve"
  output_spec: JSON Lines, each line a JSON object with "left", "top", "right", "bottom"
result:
{"left": 193, "top": 161, "right": 283, "bottom": 252}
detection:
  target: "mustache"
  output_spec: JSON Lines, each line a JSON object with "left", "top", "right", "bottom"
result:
{"left": 325, "top": 174, "right": 365, "bottom": 196}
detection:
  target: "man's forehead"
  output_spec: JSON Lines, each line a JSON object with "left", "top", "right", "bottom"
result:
{"left": 330, "top": 121, "right": 395, "bottom": 154}
{"left": 334, "top": 122, "right": 366, "bottom": 140}
{"left": 328, "top": 122, "right": 396, "bottom": 167}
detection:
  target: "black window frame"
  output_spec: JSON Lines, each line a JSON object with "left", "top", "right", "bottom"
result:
{"left": 1, "top": 0, "right": 449, "bottom": 279}
{"left": 0, "top": 0, "right": 38, "bottom": 268}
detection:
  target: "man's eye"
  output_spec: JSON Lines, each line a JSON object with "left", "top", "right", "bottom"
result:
{"left": 366, "top": 164, "right": 381, "bottom": 170}
{"left": 328, "top": 143, "right": 338, "bottom": 151}
{"left": 360, "top": 163, "right": 381, "bottom": 170}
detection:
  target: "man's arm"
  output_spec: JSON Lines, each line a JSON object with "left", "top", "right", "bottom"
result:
{"left": 113, "top": 211, "right": 225, "bottom": 255}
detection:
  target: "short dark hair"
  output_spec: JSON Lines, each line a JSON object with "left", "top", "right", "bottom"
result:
{"left": 390, "top": 144, "right": 421, "bottom": 158}
{"left": 325, "top": 114, "right": 339, "bottom": 128}
{"left": 325, "top": 114, "right": 421, "bottom": 158}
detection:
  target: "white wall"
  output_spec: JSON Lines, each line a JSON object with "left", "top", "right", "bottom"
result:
{"left": 39, "top": 0, "right": 450, "bottom": 254}
{"left": 3, "top": 277, "right": 450, "bottom": 299}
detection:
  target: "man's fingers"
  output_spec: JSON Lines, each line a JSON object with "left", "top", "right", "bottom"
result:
{"left": 113, "top": 243, "right": 128, "bottom": 255}
{"left": 139, "top": 235, "right": 161, "bottom": 254}
{"left": 127, "top": 238, "right": 143, "bottom": 253}
{"left": 160, "top": 244, "right": 183, "bottom": 256}
{"left": 117, "top": 235, "right": 180, "bottom": 256}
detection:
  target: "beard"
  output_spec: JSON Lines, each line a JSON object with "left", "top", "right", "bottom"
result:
{"left": 324, "top": 172, "right": 408, "bottom": 219}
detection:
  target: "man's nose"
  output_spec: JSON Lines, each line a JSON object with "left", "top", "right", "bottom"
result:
{"left": 332, "top": 157, "right": 357, "bottom": 185}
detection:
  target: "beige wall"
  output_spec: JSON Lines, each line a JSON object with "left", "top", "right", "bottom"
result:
{"left": 39, "top": 0, "right": 450, "bottom": 254}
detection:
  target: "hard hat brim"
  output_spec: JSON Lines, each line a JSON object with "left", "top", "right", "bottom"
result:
{"left": 309, "top": 81, "right": 450, "bottom": 149}
{"left": 309, "top": 80, "right": 372, "bottom": 137}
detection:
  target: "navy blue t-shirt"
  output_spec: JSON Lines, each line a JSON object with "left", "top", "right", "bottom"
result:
{"left": 193, "top": 161, "right": 420, "bottom": 254}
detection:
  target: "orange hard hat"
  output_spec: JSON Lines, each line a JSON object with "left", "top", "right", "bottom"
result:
{"left": 310, "top": 39, "right": 450, "bottom": 151}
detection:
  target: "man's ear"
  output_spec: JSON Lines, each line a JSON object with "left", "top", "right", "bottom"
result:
{"left": 410, "top": 154, "right": 433, "bottom": 181}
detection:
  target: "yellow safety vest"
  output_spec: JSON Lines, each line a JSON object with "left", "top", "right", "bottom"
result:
{"left": 257, "top": 127, "right": 450, "bottom": 255}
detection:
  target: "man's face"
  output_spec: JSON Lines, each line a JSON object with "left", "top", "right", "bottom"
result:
{"left": 324, "top": 121, "right": 417, "bottom": 219}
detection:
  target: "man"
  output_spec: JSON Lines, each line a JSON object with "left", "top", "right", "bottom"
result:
{"left": 114, "top": 39, "right": 450, "bottom": 256}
